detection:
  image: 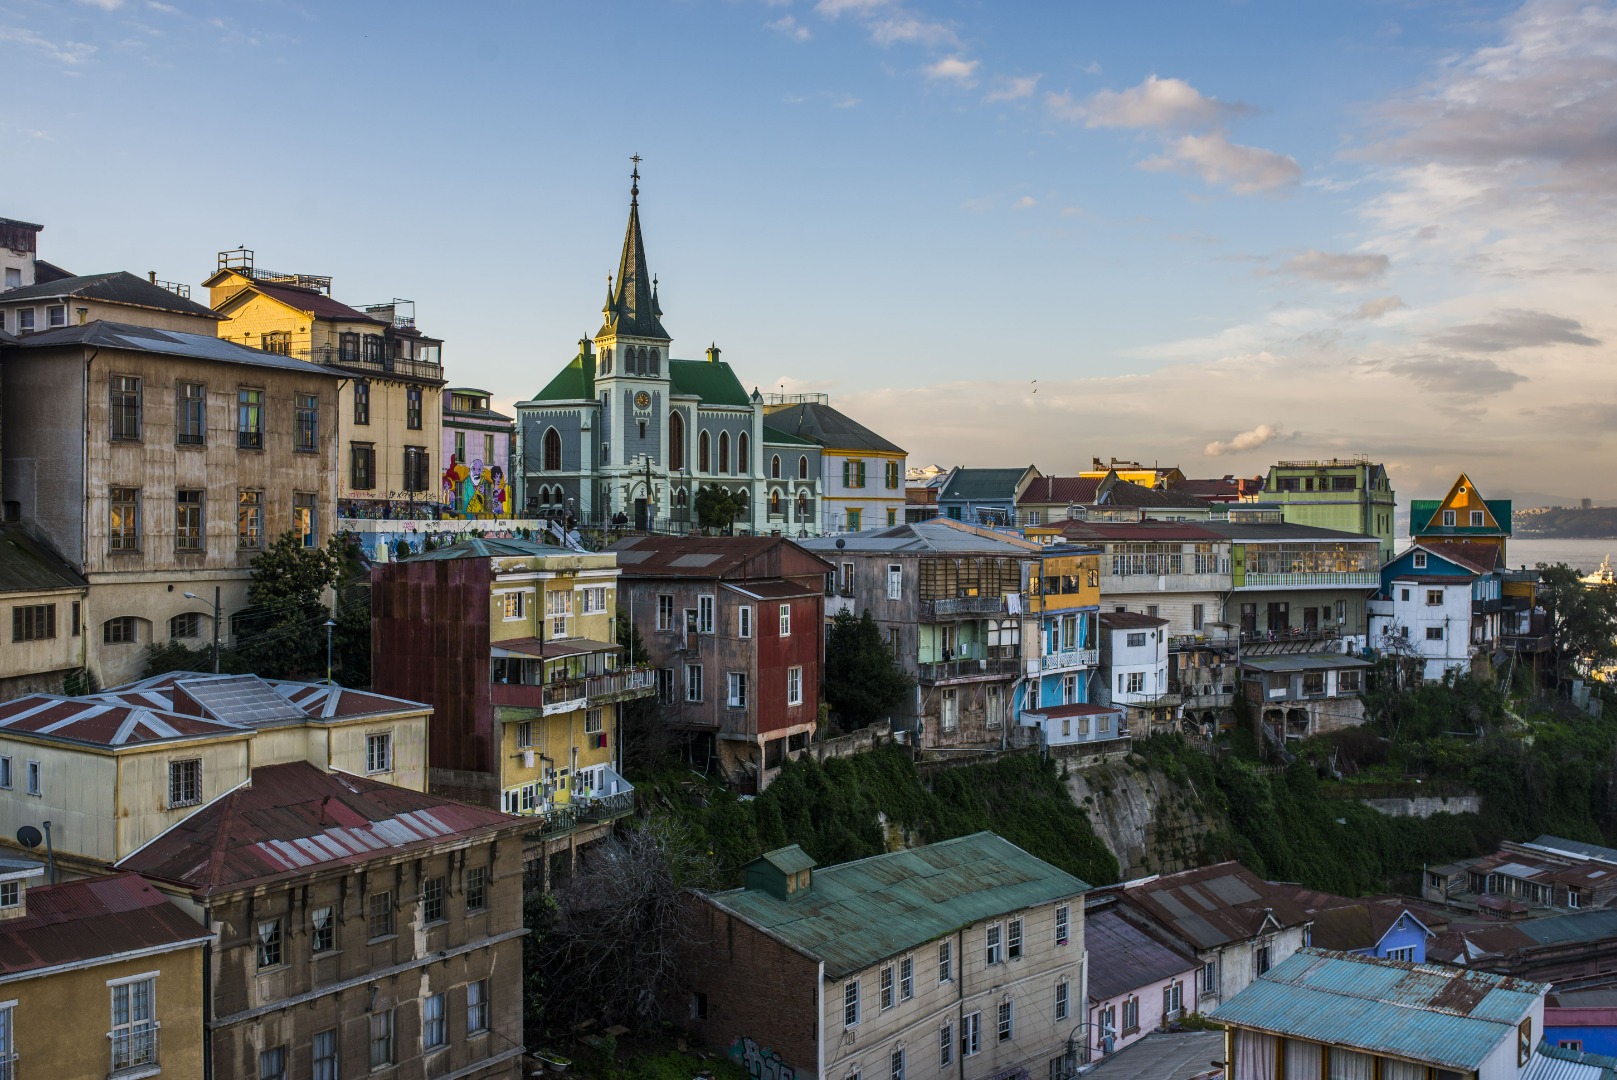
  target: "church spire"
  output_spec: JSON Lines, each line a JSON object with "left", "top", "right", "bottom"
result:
{"left": 601, "top": 154, "right": 669, "bottom": 341}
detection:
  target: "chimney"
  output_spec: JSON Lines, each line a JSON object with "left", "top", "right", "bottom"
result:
{"left": 706, "top": 343, "right": 721, "bottom": 364}
{"left": 148, "top": 271, "right": 157, "bottom": 284}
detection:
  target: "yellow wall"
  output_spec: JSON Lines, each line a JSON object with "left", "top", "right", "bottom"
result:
{"left": 497, "top": 703, "right": 616, "bottom": 801}
{"left": 115, "top": 739, "right": 251, "bottom": 859}
{"left": 5, "top": 944, "right": 206, "bottom": 1080}
{"left": 1032, "top": 552, "right": 1101, "bottom": 613}
{"left": 0, "top": 739, "right": 119, "bottom": 862}
{"left": 325, "top": 714, "right": 428, "bottom": 790}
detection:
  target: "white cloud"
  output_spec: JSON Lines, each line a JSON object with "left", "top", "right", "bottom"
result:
{"left": 924, "top": 55, "right": 978, "bottom": 84}
{"left": 1275, "top": 249, "right": 1391, "bottom": 283}
{"left": 146, "top": 0, "right": 178, "bottom": 10}
{"left": 1014, "top": 195, "right": 1037, "bottom": 209}
{"left": 1047, "top": 75, "right": 1243, "bottom": 130}
{"left": 871, "top": 14, "right": 956, "bottom": 47}
{"left": 0, "top": 26, "right": 97, "bottom": 64}
{"left": 985, "top": 74, "right": 1040, "bottom": 103}
{"left": 1205, "top": 424, "right": 1282, "bottom": 457}
{"left": 76, "top": 0, "right": 123, "bottom": 9}
{"left": 767, "top": 15, "right": 811, "bottom": 41}
{"left": 833, "top": 94, "right": 861, "bottom": 109}
{"left": 1143, "top": 132, "right": 1302, "bottom": 195}
{"left": 814, "top": 0, "right": 886, "bottom": 15}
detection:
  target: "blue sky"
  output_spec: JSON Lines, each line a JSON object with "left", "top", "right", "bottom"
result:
{"left": 6, "top": 0, "right": 1616, "bottom": 502}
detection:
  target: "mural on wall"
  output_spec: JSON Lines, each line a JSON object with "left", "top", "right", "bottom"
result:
{"left": 728, "top": 1036, "right": 796, "bottom": 1080}
{"left": 441, "top": 455, "right": 509, "bottom": 518}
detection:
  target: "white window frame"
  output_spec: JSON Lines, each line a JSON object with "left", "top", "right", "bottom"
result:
{"left": 940, "top": 688, "right": 958, "bottom": 732}
{"left": 1412, "top": 552, "right": 1428, "bottom": 569}
{"left": 899, "top": 955, "right": 913, "bottom": 1000}
{"left": 545, "top": 589, "right": 572, "bottom": 638}
{"left": 880, "top": 965, "right": 895, "bottom": 1010}
{"left": 1055, "top": 905, "right": 1070, "bottom": 946}
{"left": 787, "top": 666, "right": 802, "bottom": 706}
{"left": 365, "top": 731, "right": 393, "bottom": 774}
{"left": 998, "top": 999, "right": 1014, "bottom": 1043}
{"left": 779, "top": 603, "right": 791, "bottom": 637}
{"left": 1008, "top": 917, "right": 1023, "bottom": 960}
{"left": 985, "top": 924, "right": 1003, "bottom": 965}
{"left": 887, "top": 563, "right": 903, "bottom": 601}
{"left": 656, "top": 594, "right": 674, "bottom": 632}
{"left": 962, "top": 1011, "right": 981, "bottom": 1057}
{"left": 940, "top": 1022, "right": 953, "bottom": 1068}
{"left": 697, "top": 594, "right": 715, "bottom": 635}
{"left": 843, "top": 979, "right": 861, "bottom": 1027}
{"left": 579, "top": 586, "right": 607, "bottom": 615}
{"left": 108, "top": 973, "right": 159, "bottom": 1075}
{"left": 25, "top": 760, "right": 39, "bottom": 797}
{"left": 1385, "top": 946, "right": 1416, "bottom": 963}
{"left": 1056, "top": 979, "right": 1069, "bottom": 1022}
{"left": 738, "top": 605, "right": 752, "bottom": 639}
{"left": 685, "top": 664, "right": 704, "bottom": 703}
{"left": 938, "top": 940, "right": 952, "bottom": 983}
{"left": 501, "top": 591, "right": 524, "bottom": 620}
{"left": 584, "top": 708, "right": 604, "bottom": 735}
{"left": 423, "top": 991, "right": 448, "bottom": 1049}
{"left": 727, "top": 672, "right": 748, "bottom": 709}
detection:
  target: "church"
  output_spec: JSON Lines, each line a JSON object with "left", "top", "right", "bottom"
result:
{"left": 515, "top": 168, "right": 824, "bottom": 535}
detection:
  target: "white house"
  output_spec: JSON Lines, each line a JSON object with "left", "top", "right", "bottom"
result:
{"left": 1367, "top": 542, "right": 1506, "bottom": 681}
{"left": 1097, "top": 611, "right": 1173, "bottom": 734}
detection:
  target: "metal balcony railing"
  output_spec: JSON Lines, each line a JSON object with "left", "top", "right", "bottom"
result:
{"left": 109, "top": 1023, "right": 158, "bottom": 1076}
{"left": 920, "top": 595, "right": 1011, "bottom": 619}
{"left": 300, "top": 344, "right": 445, "bottom": 382}
{"left": 1239, "top": 571, "right": 1380, "bottom": 588}
{"left": 918, "top": 656, "right": 1021, "bottom": 682}
{"left": 584, "top": 668, "right": 655, "bottom": 701}
{"left": 1040, "top": 648, "right": 1098, "bottom": 671}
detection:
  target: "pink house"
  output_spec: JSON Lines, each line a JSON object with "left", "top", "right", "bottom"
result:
{"left": 1085, "top": 902, "right": 1199, "bottom": 1060}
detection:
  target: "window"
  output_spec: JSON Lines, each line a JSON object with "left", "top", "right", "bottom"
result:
{"left": 962, "top": 1012, "right": 981, "bottom": 1057}
{"left": 311, "top": 906, "right": 335, "bottom": 953}
{"left": 656, "top": 668, "right": 675, "bottom": 704}
{"left": 727, "top": 672, "right": 748, "bottom": 708}
{"left": 502, "top": 592, "right": 524, "bottom": 620}
{"left": 46, "top": 303, "right": 66, "bottom": 328}
{"left": 1426, "top": 589, "right": 1444, "bottom": 606}
{"left": 699, "top": 431, "right": 710, "bottom": 472}
{"left": 259, "top": 1047, "right": 286, "bottom": 1080}
{"left": 1126, "top": 631, "right": 1146, "bottom": 647}
{"left": 103, "top": 617, "right": 138, "bottom": 645}
{"left": 366, "top": 732, "right": 392, "bottom": 773}
{"left": 899, "top": 956, "right": 913, "bottom": 1000}
{"left": 423, "top": 876, "right": 446, "bottom": 923}
{"left": 176, "top": 489, "right": 204, "bottom": 552}
{"left": 986, "top": 924, "right": 1003, "bottom": 965}
{"left": 940, "top": 1023, "right": 954, "bottom": 1068}
{"left": 467, "top": 866, "right": 488, "bottom": 912}
{"left": 546, "top": 589, "right": 572, "bottom": 637}
{"left": 887, "top": 508, "right": 897, "bottom": 526}
{"left": 1412, "top": 551, "right": 1428, "bottom": 569}
{"left": 1056, "top": 980, "right": 1070, "bottom": 1021}
{"left": 1165, "top": 981, "right": 1184, "bottom": 1018}
{"left": 787, "top": 666, "right": 802, "bottom": 706}
{"left": 1193, "top": 603, "right": 1205, "bottom": 631}
{"left": 237, "top": 489, "right": 264, "bottom": 548}
{"left": 257, "top": 918, "right": 284, "bottom": 968}
{"left": 514, "top": 720, "right": 533, "bottom": 748}
{"left": 889, "top": 1048, "right": 905, "bottom": 1080}
{"left": 1385, "top": 946, "right": 1415, "bottom": 963}
{"left": 799, "top": 455, "right": 809, "bottom": 480}
{"left": 0, "top": 756, "right": 10, "bottom": 790}
{"left": 368, "top": 890, "right": 394, "bottom": 939}
{"left": 1123, "top": 995, "right": 1140, "bottom": 1032}
{"left": 1255, "top": 942, "right": 1272, "bottom": 975}
{"left": 109, "top": 486, "right": 140, "bottom": 550}
{"left": 656, "top": 595, "right": 674, "bottom": 632}
{"left": 940, "top": 688, "right": 958, "bottom": 732}
{"left": 12, "top": 604, "right": 54, "bottom": 642}
{"left": 779, "top": 603, "right": 791, "bottom": 636}
{"left": 1519, "top": 1018, "right": 1533, "bottom": 1067}
{"left": 407, "top": 386, "right": 423, "bottom": 430}
{"left": 1202, "top": 959, "right": 1217, "bottom": 995}
{"left": 881, "top": 965, "right": 895, "bottom": 1009}
{"left": 312, "top": 1029, "right": 338, "bottom": 1080}
{"left": 842, "top": 459, "right": 867, "bottom": 488}
{"left": 1008, "top": 918, "right": 1023, "bottom": 960}
{"left": 738, "top": 605, "right": 752, "bottom": 638}
{"left": 1126, "top": 671, "right": 1145, "bottom": 694}
{"left": 1426, "top": 626, "right": 1444, "bottom": 641}
{"left": 168, "top": 759, "right": 202, "bottom": 808}
{"left": 238, "top": 388, "right": 264, "bottom": 449}
{"left": 938, "top": 940, "right": 952, "bottom": 983}
{"left": 697, "top": 594, "right": 715, "bottom": 634}
{"left": 347, "top": 439, "right": 371, "bottom": 488}
{"left": 585, "top": 707, "right": 604, "bottom": 734}
{"left": 685, "top": 664, "right": 703, "bottom": 702}
{"left": 1442, "top": 509, "right": 1457, "bottom": 526}
{"left": 0, "top": 882, "right": 15, "bottom": 909}
{"left": 423, "top": 991, "right": 447, "bottom": 1049}
{"left": 353, "top": 380, "right": 370, "bottom": 424}
{"left": 170, "top": 612, "right": 200, "bottom": 640}
{"left": 468, "top": 980, "right": 490, "bottom": 1034}
{"left": 718, "top": 431, "right": 729, "bottom": 473}
{"left": 72, "top": 602, "right": 80, "bottom": 637}
{"left": 177, "top": 382, "right": 206, "bottom": 445}
{"left": 580, "top": 586, "right": 607, "bottom": 615}
{"left": 369, "top": 1009, "right": 395, "bottom": 1068}
{"left": 26, "top": 760, "right": 41, "bottom": 796}
{"left": 260, "top": 330, "right": 291, "bottom": 355}
{"left": 110, "top": 375, "right": 142, "bottom": 441}
{"left": 293, "top": 492, "right": 317, "bottom": 547}
{"left": 454, "top": 430, "right": 467, "bottom": 463}
{"left": 109, "top": 976, "right": 157, "bottom": 1073}
{"left": 998, "top": 1000, "right": 1014, "bottom": 1042}
{"left": 843, "top": 980, "right": 861, "bottom": 1027}
{"left": 404, "top": 445, "right": 431, "bottom": 492}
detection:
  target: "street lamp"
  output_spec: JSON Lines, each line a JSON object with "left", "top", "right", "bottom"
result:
{"left": 324, "top": 619, "right": 338, "bottom": 686}
{"left": 183, "top": 587, "right": 222, "bottom": 674}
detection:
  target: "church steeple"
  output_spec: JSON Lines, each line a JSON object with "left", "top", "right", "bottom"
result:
{"left": 600, "top": 156, "right": 670, "bottom": 341}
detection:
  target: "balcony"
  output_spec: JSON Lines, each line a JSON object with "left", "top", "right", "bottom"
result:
{"left": 301, "top": 344, "right": 445, "bottom": 383}
{"left": 918, "top": 656, "right": 1021, "bottom": 683}
{"left": 108, "top": 1022, "right": 158, "bottom": 1078}
{"left": 1040, "top": 648, "right": 1099, "bottom": 671}
{"left": 920, "top": 595, "right": 1011, "bottom": 620}
{"left": 490, "top": 680, "right": 584, "bottom": 714}
{"left": 1239, "top": 571, "right": 1380, "bottom": 589}
{"left": 584, "top": 667, "right": 655, "bottom": 703}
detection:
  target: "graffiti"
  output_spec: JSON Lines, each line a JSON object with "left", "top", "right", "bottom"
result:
{"left": 441, "top": 454, "right": 509, "bottom": 518}
{"left": 727, "top": 1036, "right": 796, "bottom": 1080}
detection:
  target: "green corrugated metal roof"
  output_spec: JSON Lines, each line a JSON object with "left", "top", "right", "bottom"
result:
{"left": 532, "top": 347, "right": 597, "bottom": 402}
{"left": 668, "top": 358, "right": 752, "bottom": 406}
{"left": 704, "top": 832, "right": 1090, "bottom": 978}
{"left": 759, "top": 845, "right": 817, "bottom": 875}
{"left": 761, "top": 424, "right": 817, "bottom": 447}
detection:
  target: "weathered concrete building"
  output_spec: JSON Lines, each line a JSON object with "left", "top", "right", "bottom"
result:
{"left": 0, "top": 523, "right": 88, "bottom": 699}
{"left": 0, "top": 321, "right": 341, "bottom": 686}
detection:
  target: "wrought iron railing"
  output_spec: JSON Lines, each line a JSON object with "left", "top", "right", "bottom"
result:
{"left": 918, "top": 657, "right": 1021, "bottom": 682}
{"left": 920, "top": 595, "right": 1012, "bottom": 619}
{"left": 109, "top": 1023, "right": 158, "bottom": 1076}
{"left": 1040, "top": 648, "right": 1098, "bottom": 670}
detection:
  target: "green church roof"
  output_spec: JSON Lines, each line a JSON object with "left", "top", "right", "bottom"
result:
{"left": 668, "top": 358, "right": 752, "bottom": 407}
{"left": 761, "top": 424, "right": 818, "bottom": 447}
{"left": 532, "top": 345, "right": 597, "bottom": 403}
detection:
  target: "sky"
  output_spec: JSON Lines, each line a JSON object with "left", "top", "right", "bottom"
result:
{"left": 5, "top": 0, "right": 1616, "bottom": 505}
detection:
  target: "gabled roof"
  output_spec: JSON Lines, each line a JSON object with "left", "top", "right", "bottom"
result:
{"left": 531, "top": 343, "right": 597, "bottom": 403}
{"left": 0, "top": 270, "right": 222, "bottom": 321}
{"left": 218, "top": 277, "right": 384, "bottom": 324}
{"left": 938, "top": 466, "right": 1036, "bottom": 503}
{"left": 763, "top": 402, "right": 905, "bottom": 455}
{"left": 0, "top": 524, "right": 86, "bottom": 595}
{"left": 1420, "top": 541, "right": 1501, "bottom": 574}
{"left": 0, "top": 872, "right": 211, "bottom": 981}
{"left": 1117, "top": 861, "right": 1312, "bottom": 950}
{"left": 702, "top": 832, "right": 1091, "bottom": 978}
{"left": 607, "top": 534, "right": 832, "bottom": 579}
{"left": 1086, "top": 905, "right": 1198, "bottom": 1001}
{"left": 1210, "top": 948, "right": 1547, "bottom": 1072}
{"left": 667, "top": 358, "right": 752, "bottom": 407}
{"left": 761, "top": 424, "right": 819, "bottom": 447}
{"left": 1018, "top": 476, "right": 1102, "bottom": 507}
{"left": 117, "top": 761, "right": 522, "bottom": 897}
{"left": 11, "top": 320, "right": 342, "bottom": 378}
{"left": 1268, "top": 885, "right": 1432, "bottom": 952}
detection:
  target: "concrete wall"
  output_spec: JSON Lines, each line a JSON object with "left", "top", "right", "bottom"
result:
{"left": 1361, "top": 795, "right": 1482, "bottom": 818}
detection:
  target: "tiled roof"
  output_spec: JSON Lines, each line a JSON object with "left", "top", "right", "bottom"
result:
{"left": 1119, "top": 861, "right": 1312, "bottom": 950}
{"left": 0, "top": 873, "right": 211, "bottom": 981}
{"left": 1086, "top": 906, "right": 1197, "bottom": 1001}
{"left": 0, "top": 270, "right": 223, "bottom": 320}
{"left": 0, "top": 524, "right": 86, "bottom": 595}
{"left": 705, "top": 832, "right": 1090, "bottom": 978}
{"left": 1210, "top": 948, "right": 1547, "bottom": 1072}
{"left": 762, "top": 402, "right": 905, "bottom": 455}
{"left": 118, "top": 761, "right": 522, "bottom": 896}
{"left": 1018, "top": 476, "right": 1102, "bottom": 506}
{"left": 11, "top": 320, "right": 342, "bottom": 377}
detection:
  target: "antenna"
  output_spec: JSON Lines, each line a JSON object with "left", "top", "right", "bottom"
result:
{"left": 15, "top": 826, "right": 40, "bottom": 849}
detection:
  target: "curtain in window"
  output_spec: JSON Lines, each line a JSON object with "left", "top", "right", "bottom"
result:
{"left": 1329, "top": 1048, "right": 1373, "bottom": 1080}
{"left": 312, "top": 908, "right": 331, "bottom": 932}
{"left": 1234, "top": 1030, "right": 1277, "bottom": 1080}
{"left": 1382, "top": 1059, "right": 1424, "bottom": 1080}
{"left": 1284, "top": 1039, "right": 1322, "bottom": 1080}
{"left": 257, "top": 922, "right": 275, "bottom": 945}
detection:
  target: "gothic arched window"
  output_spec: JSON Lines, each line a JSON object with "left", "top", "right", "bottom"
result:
{"left": 796, "top": 491, "right": 808, "bottom": 522}
{"left": 738, "top": 432, "right": 750, "bottom": 474}
{"left": 699, "top": 431, "right": 711, "bottom": 473}
{"left": 648, "top": 347, "right": 659, "bottom": 376}
{"left": 543, "top": 428, "right": 562, "bottom": 472}
{"left": 799, "top": 455, "right": 809, "bottom": 480}
{"left": 770, "top": 490, "right": 781, "bottom": 516}
{"left": 600, "top": 346, "right": 612, "bottom": 375}
{"left": 668, "top": 412, "right": 684, "bottom": 472}
{"left": 718, "top": 432, "right": 730, "bottom": 474}
{"left": 771, "top": 455, "right": 781, "bottom": 480}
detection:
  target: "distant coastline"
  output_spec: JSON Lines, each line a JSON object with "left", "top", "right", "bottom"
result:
{"left": 1513, "top": 506, "right": 1617, "bottom": 540}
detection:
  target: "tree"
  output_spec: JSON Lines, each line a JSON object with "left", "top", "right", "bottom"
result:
{"left": 824, "top": 609, "right": 914, "bottom": 730}
{"left": 693, "top": 485, "right": 741, "bottom": 532}
{"left": 524, "top": 820, "right": 718, "bottom": 1037}
{"left": 233, "top": 532, "right": 343, "bottom": 680}
{"left": 1538, "top": 562, "right": 1617, "bottom": 683}
{"left": 616, "top": 608, "right": 670, "bottom": 773}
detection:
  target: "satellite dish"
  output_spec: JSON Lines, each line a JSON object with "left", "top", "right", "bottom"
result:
{"left": 16, "top": 826, "right": 41, "bottom": 849}
{"left": 835, "top": 538, "right": 846, "bottom": 549}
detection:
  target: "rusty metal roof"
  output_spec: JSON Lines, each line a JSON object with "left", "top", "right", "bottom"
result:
{"left": 1086, "top": 906, "right": 1197, "bottom": 1001}
{"left": 1119, "top": 861, "right": 1312, "bottom": 950}
{"left": 0, "top": 873, "right": 211, "bottom": 981}
{"left": 117, "top": 761, "right": 522, "bottom": 897}
{"left": 1212, "top": 948, "right": 1547, "bottom": 1070}
{"left": 701, "top": 832, "right": 1090, "bottom": 978}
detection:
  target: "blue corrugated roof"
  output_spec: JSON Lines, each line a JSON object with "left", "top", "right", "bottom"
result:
{"left": 1210, "top": 948, "right": 1548, "bottom": 1071}
{"left": 703, "top": 832, "right": 1090, "bottom": 978}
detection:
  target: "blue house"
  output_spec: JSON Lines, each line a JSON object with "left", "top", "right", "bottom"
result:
{"left": 935, "top": 466, "right": 1039, "bottom": 528}
{"left": 1309, "top": 901, "right": 1434, "bottom": 963}
{"left": 1017, "top": 543, "right": 1101, "bottom": 724}
{"left": 1546, "top": 988, "right": 1617, "bottom": 1058}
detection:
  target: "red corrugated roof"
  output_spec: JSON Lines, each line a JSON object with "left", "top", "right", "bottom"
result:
{"left": 1100, "top": 611, "right": 1170, "bottom": 629}
{"left": 0, "top": 873, "right": 209, "bottom": 978}
{"left": 1017, "top": 476, "right": 1102, "bottom": 506}
{"left": 0, "top": 695, "right": 237, "bottom": 746}
{"left": 1419, "top": 541, "right": 1501, "bottom": 574}
{"left": 117, "top": 762, "right": 522, "bottom": 897}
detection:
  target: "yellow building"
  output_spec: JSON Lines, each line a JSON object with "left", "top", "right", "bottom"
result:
{"left": 0, "top": 862, "right": 211, "bottom": 1080}
{"left": 0, "top": 673, "right": 429, "bottom": 873}
{"left": 1410, "top": 473, "right": 1512, "bottom": 567}
{"left": 203, "top": 249, "right": 446, "bottom": 518}
{"left": 1080, "top": 457, "right": 1185, "bottom": 489}
{"left": 1025, "top": 544, "right": 1103, "bottom": 714}
{"left": 371, "top": 538, "right": 652, "bottom": 825}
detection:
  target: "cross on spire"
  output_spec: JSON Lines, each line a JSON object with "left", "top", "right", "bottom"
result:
{"left": 630, "top": 154, "right": 641, "bottom": 202}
